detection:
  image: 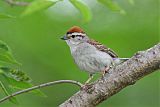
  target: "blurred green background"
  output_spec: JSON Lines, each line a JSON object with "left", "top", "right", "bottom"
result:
{"left": 0, "top": 0, "right": 159, "bottom": 107}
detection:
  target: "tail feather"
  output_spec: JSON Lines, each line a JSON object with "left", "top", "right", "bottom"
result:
{"left": 113, "top": 58, "right": 129, "bottom": 65}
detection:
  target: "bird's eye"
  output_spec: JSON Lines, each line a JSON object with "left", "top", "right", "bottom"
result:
{"left": 71, "top": 35, "right": 75, "bottom": 38}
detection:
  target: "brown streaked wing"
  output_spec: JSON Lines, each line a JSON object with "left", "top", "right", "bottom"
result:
{"left": 87, "top": 39, "right": 118, "bottom": 58}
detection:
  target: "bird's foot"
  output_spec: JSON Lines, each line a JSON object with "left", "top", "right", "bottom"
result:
{"left": 80, "top": 83, "right": 93, "bottom": 91}
{"left": 102, "top": 66, "right": 111, "bottom": 77}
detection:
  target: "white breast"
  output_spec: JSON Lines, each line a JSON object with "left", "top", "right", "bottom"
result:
{"left": 68, "top": 42, "right": 113, "bottom": 74}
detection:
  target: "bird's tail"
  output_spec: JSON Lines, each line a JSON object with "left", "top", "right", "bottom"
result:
{"left": 113, "top": 58, "right": 129, "bottom": 65}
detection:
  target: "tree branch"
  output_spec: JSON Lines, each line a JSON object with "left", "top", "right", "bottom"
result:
{"left": 0, "top": 80, "right": 83, "bottom": 103}
{"left": 60, "top": 43, "right": 160, "bottom": 107}
{"left": 4, "top": 0, "right": 29, "bottom": 6}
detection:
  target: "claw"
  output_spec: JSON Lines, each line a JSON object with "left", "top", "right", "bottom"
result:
{"left": 80, "top": 84, "right": 93, "bottom": 91}
{"left": 102, "top": 66, "right": 112, "bottom": 77}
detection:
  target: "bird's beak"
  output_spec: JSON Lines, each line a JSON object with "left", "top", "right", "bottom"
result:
{"left": 60, "top": 35, "right": 68, "bottom": 40}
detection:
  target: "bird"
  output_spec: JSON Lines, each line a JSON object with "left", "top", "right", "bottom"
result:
{"left": 61, "top": 26, "right": 129, "bottom": 86}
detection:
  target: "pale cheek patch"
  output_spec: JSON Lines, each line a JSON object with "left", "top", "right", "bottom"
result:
{"left": 77, "top": 37, "right": 82, "bottom": 40}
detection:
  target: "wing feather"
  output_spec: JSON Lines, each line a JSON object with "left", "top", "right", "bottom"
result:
{"left": 87, "top": 39, "right": 118, "bottom": 58}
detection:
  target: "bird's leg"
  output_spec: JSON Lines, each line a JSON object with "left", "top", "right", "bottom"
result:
{"left": 84, "top": 74, "right": 93, "bottom": 85}
{"left": 81, "top": 74, "right": 93, "bottom": 90}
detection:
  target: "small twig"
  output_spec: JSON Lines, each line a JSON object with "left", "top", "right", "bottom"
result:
{"left": 0, "top": 80, "right": 83, "bottom": 103}
{"left": 0, "top": 81, "right": 10, "bottom": 96}
{"left": 4, "top": 0, "right": 30, "bottom": 6}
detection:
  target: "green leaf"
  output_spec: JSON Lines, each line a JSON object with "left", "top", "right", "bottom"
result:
{"left": 0, "top": 40, "right": 20, "bottom": 65}
{"left": 21, "top": 0, "right": 61, "bottom": 17}
{"left": 69, "top": 0, "right": 92, "bottom": 22}
{"left": 0, "top": 40, "right": 45, "bottom": 103}
{"left": 3, "top": 75, "right": 46, "bottom": 97}
{"left": 0, "top": 54, "right": 20, "bottom": 65}
{"left": 0, "top": 13, "right": 14, "bottom": 19}
{"left": 97, "top": 0, "right": 126, "bottom": 14}
{"left": 0, "top": 76, "right": 18, "bottom": 104}
{"left": 0, "top": 69, "right": 3, "bottom": 74}
{"left": 0, "top": 67, "right": 31, "bottom": 82}
{"left": 127, "top": 0, "right": 135, "bottom": 5}
{"left": 1, "top": 68, "right": 46, "bottom": 96}
{"left": 0, "top": 40, "right": 11, "bottom": 52}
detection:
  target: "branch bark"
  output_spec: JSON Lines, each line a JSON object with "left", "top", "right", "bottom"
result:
{"left": 4, "top": 0, "right": 29, "bottom": 6}
{"left": 60, "top": 43, "right": 160, "bottom": 107}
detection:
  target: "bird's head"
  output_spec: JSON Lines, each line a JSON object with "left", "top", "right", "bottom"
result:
{"left": 61, "top": 26, "right": 89, "bottom": 46}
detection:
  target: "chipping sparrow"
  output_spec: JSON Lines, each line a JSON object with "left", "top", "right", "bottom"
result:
{"left": 61, "top": 26, "right": 129, "bottom": 84}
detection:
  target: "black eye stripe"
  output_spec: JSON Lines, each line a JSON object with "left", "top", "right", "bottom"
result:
{"left": 77, "top": 35, "right": 85, "bottom": 38}
{"left": 70, "top": 35, "right": 81, "bottom": 38}
{"left": 71, "top": 35, "right": 75, "bottom": 38}
{"left": 69, "top": 34, "right": 85, "bottom": 38}
{"left": 76, "top": 35, "right": 81, "bottom": 37}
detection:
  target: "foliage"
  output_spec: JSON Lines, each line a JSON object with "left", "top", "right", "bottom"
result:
{"left": 69, "top": 0, "right": 92, "bottom": 22}
{"left": 97, "top": 0, "right": 125, "bottom": 14}
{"left": 21, "top": 0, "right": 62, "bottom": 17}
{"left": 0, "top": 40, "right": 43, "bottom": 104}
{"left": 0, "top": 0, "right": 135, "bottom": 22}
